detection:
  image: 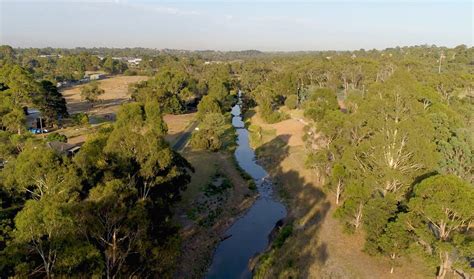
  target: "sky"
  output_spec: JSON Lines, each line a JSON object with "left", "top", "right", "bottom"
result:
{"left": 0, "top": 0, "right": 472, "bottom": 51}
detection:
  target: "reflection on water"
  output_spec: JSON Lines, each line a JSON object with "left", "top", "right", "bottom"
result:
{"left": 206, "top": 92, "right": 287, "bottom": 279}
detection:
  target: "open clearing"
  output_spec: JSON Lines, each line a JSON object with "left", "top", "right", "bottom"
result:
{"left": 245, "top": 108, "right": 306, "bottom": 147}
{"left": 61, "top": 75, "right": 148, "bottom": 116}
{"left": 249, "top": 108, "right": 432, "bottom": 279}
{"left": 58, "top": 76, "right": 196, "bottom": 146}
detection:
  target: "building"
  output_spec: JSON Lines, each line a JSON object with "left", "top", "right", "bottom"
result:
{"left": 127, "top": 58, "right": 142, "bottom": 65}
{"left": 46, "top": 141, "right": 81, "bottom": 156}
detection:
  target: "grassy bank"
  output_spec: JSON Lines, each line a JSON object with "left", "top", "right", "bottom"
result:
{"left": 173, "top": 151, "right": 257, "bottom": 277}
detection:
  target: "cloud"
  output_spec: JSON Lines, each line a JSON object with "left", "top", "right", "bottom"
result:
{"left": 117, "top": 2, "right": 201, "bottom": 16}
{"left": 153, "top": 6, "right": 200, "bottom": 16}
{"left": 249, "top": 15, "right": 314, "bottom": 25}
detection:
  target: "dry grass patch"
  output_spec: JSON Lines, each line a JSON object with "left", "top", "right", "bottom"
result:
{"left": 247, "top": 108, "right": 306, "bottom": 147}
{"left": 163, "top": 113, "right": 197, "bottom": 145}
{"left": 61, "top": 75, "right": 148, "bottom": 115}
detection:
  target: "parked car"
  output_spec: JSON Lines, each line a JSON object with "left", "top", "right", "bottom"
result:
{"left": 28, "top": 128, "right": 49, "bottom": 134}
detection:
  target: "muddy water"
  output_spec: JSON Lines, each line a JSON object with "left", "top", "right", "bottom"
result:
{"left": 206, "top": 93, "right": 287, "bottom": 279}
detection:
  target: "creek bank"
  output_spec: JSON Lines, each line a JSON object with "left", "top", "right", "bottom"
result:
{"left": 205, "top": 92, "right": 287, "bottom": 279}
{"left": 174, "top": 151, "right": 257, "bottom": 278}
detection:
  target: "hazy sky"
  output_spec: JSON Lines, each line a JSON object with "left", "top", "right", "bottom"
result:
{"left": 0, "top": 0, "right": 472, "bottom": 51}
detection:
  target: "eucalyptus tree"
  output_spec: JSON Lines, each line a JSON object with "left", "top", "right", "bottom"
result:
{"left": 404, "top": 175, "right": 473, "bottom": 279}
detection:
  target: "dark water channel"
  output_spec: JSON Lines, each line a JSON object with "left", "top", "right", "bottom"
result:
{"left": 205, "top": 92, "right": 287, "bottom": 279}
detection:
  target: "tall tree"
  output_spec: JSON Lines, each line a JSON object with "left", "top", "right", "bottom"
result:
{"left": 80, "top": 81, "right": 104, "bottom": 108}
{"left": 35, "top": 81, "right": 68, "bottom": 127}
{"left": 405, "top": 175, "right": 473, "bottom": 279}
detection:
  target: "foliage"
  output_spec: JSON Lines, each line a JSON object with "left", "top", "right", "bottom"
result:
{"left": 80, "top": 81, "right": 104, "bottom": 106}
{"left": 190, "top": 113, "right": 232, "bottom": 151}
{"left": 35, "top": 80, "right": 68, "bottom": 126}
{"left": 284, "top": 94, "right": 298, "bottom": 109}
{"left": 405, "top": 175, "right": 473, "bottom": 278}
{"left": 46, "top": 132, "right": 67, "bottom": 143}
{"left": 0, "top": 99, "right": 192, "bottom": 277}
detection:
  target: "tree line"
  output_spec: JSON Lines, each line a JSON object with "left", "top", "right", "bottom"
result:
{"left": 237, "top": 45, "right": 473, "bottom": 278}
{"left": 0, "top": 47, "right": 240, "bottom": 277}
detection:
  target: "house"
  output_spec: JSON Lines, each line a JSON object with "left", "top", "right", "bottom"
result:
{"left": 127, "top": 58, "right": 142, "bottom": 65}
{"left": 46, "top": 141, "right": 81, "bottom": 156}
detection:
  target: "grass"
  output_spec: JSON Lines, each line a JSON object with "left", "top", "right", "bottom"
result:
{"left": 180, "top": 151, "right": 218, "bottom": 205}
{"left": 202, "top": 172, "right": 233, "bottom": 197}
{"left": 248, "top": 124, "right": 276, "bottom": 148}
{"left": 62, "top": 75, "right": 148, "bottom": 115}
{"left": 230, "top": 154, "right": 257, "bottom": 191}
{"left": 254, "top": 223, "right": 295, "bottom": 278}
{"left": 163, "top": 112, "right": 197, "bottom": 146}
{"left": 273, "top": 223, "right": 294, "bottom": 249}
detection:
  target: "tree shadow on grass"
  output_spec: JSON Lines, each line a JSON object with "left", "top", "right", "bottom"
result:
{"left": 254, "top": 134, "right": 331, "bottom": 277}
{"left": 67, "top": 98, "right": 130, "bottom": 114}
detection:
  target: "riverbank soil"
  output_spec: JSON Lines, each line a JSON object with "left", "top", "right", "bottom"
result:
{"left": 173, "top": 150, "right": 257, "bottom": 278}
{"left": 248, "top": 107, "right": 433, "bottom": 278}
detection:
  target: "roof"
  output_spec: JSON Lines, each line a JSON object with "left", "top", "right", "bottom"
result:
{"left": 46, "top": 141, "right": 79, "bottom": 154}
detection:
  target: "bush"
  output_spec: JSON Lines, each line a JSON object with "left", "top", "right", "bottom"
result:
{"left": 285, "top": 95, "right": 298, "bottom": 109}
{"left": 190, "top": 131, "right": 222, "bottom": 151}
{"left": 273, "top": 224, "right": 293, "bottom": 249}
{"left": 190, "top": 113, "right": 229, "bottom": 151}
{"left": 46, "top": 132, "right": 67, "bottom": 143}
{"left": 71, "top": 113, "right": 89, "bottom": 126}
{"left": 123, "top": 69, "right": 137, "bottom": 76}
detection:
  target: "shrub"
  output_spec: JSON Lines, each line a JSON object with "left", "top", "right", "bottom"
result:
{"left": 46, "top": 132, "right": 67, "bottom": 143}
{"left": 285, "top": 95, "right": 298, "bottom": 109}
{"left": 123, "top": 69, "right": 137, "bottom": 76}
{"left": 71, "top": 113, "right": 89, "bottom": 126}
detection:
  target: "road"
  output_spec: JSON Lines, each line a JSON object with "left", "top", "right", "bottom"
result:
{"left": 172, "top": 120, "right": 199, "bottom": 152}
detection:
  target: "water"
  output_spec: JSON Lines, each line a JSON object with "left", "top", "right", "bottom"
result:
{"left": 206, "top": 93, "right": 287, "bottom": 279}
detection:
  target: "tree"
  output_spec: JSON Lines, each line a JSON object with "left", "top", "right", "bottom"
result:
{"left": 377, "top": 220, "right": 412, "bottom": 274}
{"left": 405, "top": 175, "right": 473, "bottom": 279}
{"left": 35, "top": 81, "right": 68, "bottom": 127}
{"left": 330, "top": 163, "right": 346, "bottom": 205}
{"left": 80, "top": 179, "right": 143, "bottom": 278}
{"left": 80, "top": 81, "right": 104, "bottom": 108}
{"left": 335, "top": 182, "right": 371, "bottom": 230}
{"left": 2, "top": 108, "right": 26, "bottom": 135}
{"left": 2, "top": 143, "right": 80, "bottom": 199}
{"left": 102, "top": 56, "right": 127, "bottom": 74}
{"left": 303, "top": 88, "right": 339, "bottom": 122}
{"left": 105, "top": 102, "right": 191, "bottom": 201}
{"left": 0, "top": 64, "right": 39, "bottom": 107}
{"left": 190, "top": 112, "right": 230, "bottom": 151}
{"left": 197, "top": 95, "right": 221, "bottom": 120}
